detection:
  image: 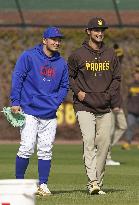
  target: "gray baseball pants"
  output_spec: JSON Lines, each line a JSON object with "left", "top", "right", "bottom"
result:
{"left": 107, "top": 109, "right": 127, "bottom": 160}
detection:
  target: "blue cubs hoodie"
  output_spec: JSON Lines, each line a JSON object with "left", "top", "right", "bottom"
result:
{"left": 10, "top": 44, "right": 69, "bottom": 119}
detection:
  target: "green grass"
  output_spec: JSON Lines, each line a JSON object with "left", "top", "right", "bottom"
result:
{"left": 0, "top": 143, "right": 139, "bottom": 205}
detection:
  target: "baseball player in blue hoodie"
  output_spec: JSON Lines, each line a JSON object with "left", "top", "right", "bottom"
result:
{"left": 10, "top": 27, "right": 69, "bottom": 196}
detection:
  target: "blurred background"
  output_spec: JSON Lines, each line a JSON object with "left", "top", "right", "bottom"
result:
{"left": 0, "top": 0, "right": 139, "bottom": 27}
{"left": 0, "top": 0, "right": 139, "bottom": 141}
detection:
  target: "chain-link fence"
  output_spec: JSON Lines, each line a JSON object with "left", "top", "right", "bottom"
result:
{"left": 0, "top": 0, "right": 139, "bottom": 28}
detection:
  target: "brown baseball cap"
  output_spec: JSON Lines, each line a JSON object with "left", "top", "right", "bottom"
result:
{"left": 86, "top": 17, "right": 108, "bottom": 29}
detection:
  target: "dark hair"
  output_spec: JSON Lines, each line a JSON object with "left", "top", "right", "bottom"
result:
{"left": 113, "top": 43, "right": 119, "bottom": 49}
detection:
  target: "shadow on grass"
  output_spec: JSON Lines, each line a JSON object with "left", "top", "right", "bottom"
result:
{"left": 53, "top": 189, "right": 87, "bottom": 195}
{"left": 104, "top": 188, "right": 125, "bottom": 193}
{"left": 52, "top": 188, "right": 125, "bottom": 195}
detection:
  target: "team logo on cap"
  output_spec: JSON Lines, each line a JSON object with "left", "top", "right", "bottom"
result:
{"left": 98, "top": 20, "right": 103, "bottom": 26}
{"left": 55, "top": 28, "right": 59, "bottom": 33}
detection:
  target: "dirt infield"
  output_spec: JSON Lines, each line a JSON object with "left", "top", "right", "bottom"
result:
{"left": 0, "top": 139, "right": 139, "bottom": 145}
{"left": 0, "top": 139, "right": 82, "bottom": 144}
{"left": 0, "top": 10, "right": 139, "bottom": 26}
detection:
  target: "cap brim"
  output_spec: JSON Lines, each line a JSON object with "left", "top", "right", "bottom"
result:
{"left": 87, "top": 26, "right": 108, "bottom": 30}
{"left": 45, "top": 35, "right": 64, "bottom": 39}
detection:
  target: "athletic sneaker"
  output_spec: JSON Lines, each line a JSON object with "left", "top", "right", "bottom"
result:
{"left": 98, "top": 190, "right": 106, "bottom": 195}
{"left": 87, "top": 180, "right": 100, "bottom": 195}
{"left": 36, "top": 183, "right": 51, "bottom": 196}
{"left": 106, "top": 159, "right": 120, "bottom": 166}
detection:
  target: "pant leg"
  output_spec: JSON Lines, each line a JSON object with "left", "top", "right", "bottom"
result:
{"left": 37, "top": 118, "right": 57, "bottom": 185}
{"left": 112, "top": 109, "right": 127, "bottom": 145}
{"left": 107, "top": 110, "right": 127, "bottom": 160}
{"left": 107, "top": 112, "right": 115, "bottom": 160}
{"left": 95, "top": 112, "right": 112, "bottom": 185}
{"left": 37, "top": 118, "right": 57, "bottom": 160}
{"left": 16, "top": 114, "right": 38, "bottom": 179}
{"left": 124, "top": 113, "right": 136, "bottom": 143}
{"left": 17, "top": 114, "right": 38, "bottom": 158}
{"left": 77, "top": 111, "right": 97, "bottom": 182}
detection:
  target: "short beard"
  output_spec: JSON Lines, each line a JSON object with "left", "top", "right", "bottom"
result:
{"left": 89, "top": 37, "right": 102, "bottom": 50}
{"left": 90, "top": 36, "right": 103, "bottom": 44}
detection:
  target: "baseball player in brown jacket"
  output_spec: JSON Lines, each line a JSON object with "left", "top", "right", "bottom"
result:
{"left": 68, "top": 17, "right": 121, "bottom": 195}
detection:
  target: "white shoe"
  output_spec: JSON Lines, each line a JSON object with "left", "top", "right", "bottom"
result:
{"left": 106, "top": 159, "right": 120, "bottom": 166}
{"left": 36, "top": 183, "right": 51, "bottom": 196}
{"left": 98, "top": 190, "right": 106, "bottom": 195}
{"left": 87, "top": 181, "right": 100, "bottom": 195}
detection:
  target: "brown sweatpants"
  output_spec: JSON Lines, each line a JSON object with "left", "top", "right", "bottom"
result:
{"left": 77, "top": 111, "right": 112, "bottom": 186}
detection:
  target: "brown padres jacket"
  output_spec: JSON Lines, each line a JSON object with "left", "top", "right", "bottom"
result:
{"left": 68, "top": 40, "right": 121, "bottom": 114}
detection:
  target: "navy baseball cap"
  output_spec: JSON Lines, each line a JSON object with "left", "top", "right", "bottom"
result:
{"left": 43, "top": 27, "right": 64, "bottom": 38}
{"left": 86, "top": 17, "right": 108, "bottom": 29}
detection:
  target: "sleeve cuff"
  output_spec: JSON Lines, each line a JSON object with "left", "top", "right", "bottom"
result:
{"left": 10, "top": 100, "right": 20, "bottom": 106}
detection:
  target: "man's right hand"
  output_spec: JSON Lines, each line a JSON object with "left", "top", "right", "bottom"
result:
{"left": 112, "top": 107, "right": 121, "bottom": 113}
{"left": 77, "top": 91, "right": 86, "bottom": 101}
{"left": 11, "top": 106, "right": 22, "bottom": 114}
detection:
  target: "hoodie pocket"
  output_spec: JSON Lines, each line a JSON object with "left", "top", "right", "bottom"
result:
{"left": 83, "top": 92, "right": 110, "bottom": 109}
{"left": 30, "top": 94, "right": 59, "bottom": 111}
